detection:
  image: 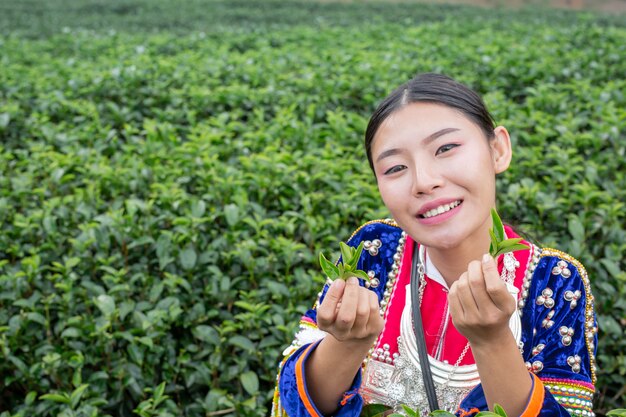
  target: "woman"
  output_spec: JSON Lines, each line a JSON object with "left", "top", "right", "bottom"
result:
{"left": 271, "top": 74, "right": 597, "bottom": 417}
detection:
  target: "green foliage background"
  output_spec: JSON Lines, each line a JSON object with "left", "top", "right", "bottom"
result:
{"left": 1, "top": 0, "right": 625, "bottom": 416}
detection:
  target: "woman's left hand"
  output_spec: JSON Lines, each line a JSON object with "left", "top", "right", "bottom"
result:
{"left": 448, "top": 254, "right": 516, "bottom": 346}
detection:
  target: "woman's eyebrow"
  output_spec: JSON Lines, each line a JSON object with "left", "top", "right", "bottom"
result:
{"left": 375, "top": 127, "right": 460, "bottom": 163}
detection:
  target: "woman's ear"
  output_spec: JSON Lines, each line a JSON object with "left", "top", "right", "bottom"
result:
{"left": 491, "top": 126, "right": 512, "bottom": 174}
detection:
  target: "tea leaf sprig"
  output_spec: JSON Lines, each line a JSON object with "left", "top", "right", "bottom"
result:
{"left": 361, "top": 402, "right": 509, "bottom": 417}
{"left": 319, "top": 241, "right": 370, "bottom": 282}
{"left": 489, "top": 208, "right": 529, "bottom": 258}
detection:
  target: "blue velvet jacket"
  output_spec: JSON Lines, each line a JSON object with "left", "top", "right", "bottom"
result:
{"left": 272, "top": 220, "right": 597, "bottom": 417}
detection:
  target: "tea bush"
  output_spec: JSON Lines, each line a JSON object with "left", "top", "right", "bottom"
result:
{"left": 0, "top": 1, "right": 625, "bottom": 416}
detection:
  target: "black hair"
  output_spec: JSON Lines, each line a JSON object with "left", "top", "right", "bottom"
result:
{"left": 364, "top": 73, "right": 496, "bottom": 173}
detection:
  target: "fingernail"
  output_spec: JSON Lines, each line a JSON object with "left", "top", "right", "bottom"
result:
{"left": 347, "top": 276, "right": 358, "bottom": 285}
{"left": 482, "top": 253, "right": 492, "bottom": 264}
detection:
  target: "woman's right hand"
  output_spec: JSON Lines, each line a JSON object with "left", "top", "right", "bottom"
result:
{"left": 316, "top": 276, "right": 384, "bottom": 344}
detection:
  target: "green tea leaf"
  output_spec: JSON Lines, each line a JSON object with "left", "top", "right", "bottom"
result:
{"left": 179, "top": 247, "right": 197, "bottom": 270}
{"left": 430, "top": 411, "right": 457, "bottom": 417}
{"left": 224, "top": 204, "right": 240, "bottom": 226}
{"left": 240, "top": 371, "right": 259, "bottom": 395}
{"left": 154, "top": 382, "right": 166, "bottom": 403}
{"left": 496, "top": 238, "right": 524, "bottom": 248}
{"left": 319, "top": 253, "right": 339, "bottom": 279}
{"left": 489, "top": 229, "right": 499, "bottom": 257}
{"left": 491, "top": 208, "right": 505, "bottom": 242}
{"left": 339, "top": 242, "right": 353, "bottom": 267}
{"left": 568, "top": 215, "right": 585, "bottom": 242}
{"left": 348, "top": 241, "right": 365, "bottom": 266}
{"left": 40, "top": 393, "right": 70, "bottom": 404}
{"left": 25, "top": 391, "right": 37, "bottom": 406}
{"left": 493, "top": 404, "right": 507, "bottom": 417}
{"left": 360, "top": 403, "right": 392, "bottom": 417}
{"left": 494, "top": 244, "right": 531, "bottom": 258}
{"left": 94, "top": 295, "right": 116, "bottom": 317}
{"left": 400, "top": 404, "right": 418, "bottom": 417}
{"left": 352, "top": 270, "right": 370, "bottom": 281}
{"left": 70, "top": 384, "right": 89, "bottom": 409}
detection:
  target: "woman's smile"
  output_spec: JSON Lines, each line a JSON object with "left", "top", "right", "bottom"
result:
{"left": 417, "top": 199, "right": 464, "bottom": 225}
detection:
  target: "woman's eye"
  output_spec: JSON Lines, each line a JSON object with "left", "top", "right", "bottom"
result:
{"left": 436, "top": 143, "right": 459, "bottom": 155}
{"left": 383, "top": 165, "right": 406, "bottom": 175}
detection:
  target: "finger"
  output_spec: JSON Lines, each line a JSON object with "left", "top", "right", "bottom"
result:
{"left": 454, "top": 272, "right": 478, "bottom": 318}
{"left": 317, "top": 279, "right": 345, "bottom": 326}
{"left": 367, "top": 290, "right": 384, "bottom": 334}
{"left": 369, "top": 290, "right": 380, "bottom": 319}
{"left": 466, "top": 260, "right": 492, "bottom": 311}
{"left": 448, "top": 281, "right": 465, "bottom": 324}
{"left": 481, "top": 254, "right": 514, "bottom": 312}
{"left": 335, "top": 276, "right": 360, "bottom": 330}
{"left": 351, "top": 287, "right": 371, "bottom": 336}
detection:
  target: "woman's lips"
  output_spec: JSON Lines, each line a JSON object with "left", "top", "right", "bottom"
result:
{"left": 416, "top": 200, "right": 463, "bottom": 225}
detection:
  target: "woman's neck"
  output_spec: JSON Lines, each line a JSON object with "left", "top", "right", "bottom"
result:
{"left": 425, "top": 224, "right": 494, "bottom": 288}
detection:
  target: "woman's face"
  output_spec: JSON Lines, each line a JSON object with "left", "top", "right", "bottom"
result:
{"left": 370, "top": 102, "right": 510, "bottom": 251}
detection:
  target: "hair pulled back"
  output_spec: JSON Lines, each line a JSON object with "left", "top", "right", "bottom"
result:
{"left": 364, "top": 73, "right": 496, "bottom": 173}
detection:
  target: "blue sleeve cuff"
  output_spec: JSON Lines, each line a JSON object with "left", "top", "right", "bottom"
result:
{"left": 278, "top": 338, "right": 364, "bottom": 417}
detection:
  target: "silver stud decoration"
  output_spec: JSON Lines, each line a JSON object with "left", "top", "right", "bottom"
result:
{"left": 532, "top": 343, "right": 546, "bottom": 356}
{"left": 564, "top": 290, "right": 582, "bottom": 310}
{"left": 367, "top": 270, "right": 380, "bottom": 288}
{"left": 536, "top": 288, "right": 555, "bottom": 308}
{"left": 552, "top": 260, "right": 572, "bottom": 278}
{"left": 542, "top": 310, "right": 555, "bottom": 329}
{"left": 363, "top": 239, "right": 382, "bottom": 256}
{"left": 531, "top": 360, "right": 544, "bottom": 373}
{"left": 373, "top": 344, "right": 396, "bottom": 365}
{"left": 559, "top": 326, "right": 575, "bottom": 346}
{"left": 567, "top": 355, "right": 582, "bottom": 373}
{"left": 585, "top": 323, "right": 597, "bottom": 351}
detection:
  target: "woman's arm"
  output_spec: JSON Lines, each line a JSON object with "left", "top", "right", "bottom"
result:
{"left": 451, "top": 252, "right": 597, "bottom": 417}
{"left": 306, "top": 277, "right": 383, "bottom": 415}
{"left": 449, "top": 255, "right": 532, "bottom": 416}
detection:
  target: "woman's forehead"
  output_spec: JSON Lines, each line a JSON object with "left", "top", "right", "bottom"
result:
{"left": 372, "top": 102, "right": 480, "bottom": 150}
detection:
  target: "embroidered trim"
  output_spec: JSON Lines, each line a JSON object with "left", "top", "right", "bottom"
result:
{"left": 340, "top": 392, "right": 356, "bottom": 406}
{"left": 520, "top": 373, "right": 545, "bottom": 417}
{"left": 518, "top": 243, "right": 541, "bottom": 314}
{"left": 457, "top": 407, "right": 480, "bottom": 417}
{"left": 541, "top": 377, "right": 595, "bottom": 392}
{"left": 271, "top": 357, "right": 290, "bottom": 417}
{"left": 295, "top": 343, "right": 323, "bottom": 417}
{"left": 544, "top": 378, "right": 595, "bottom": 416}
{"left": 365, "top": 231, "right": 407, "bottom": 366}
{"left": 345, "top": 218, "right": 400, "bottom": 243}
{"left": 539, "top": 248, "right": 597, "bottom": 385}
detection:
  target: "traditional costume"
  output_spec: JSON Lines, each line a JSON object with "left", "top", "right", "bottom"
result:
{"left": 272, "top": 220, "right": 597, "bottom": 417}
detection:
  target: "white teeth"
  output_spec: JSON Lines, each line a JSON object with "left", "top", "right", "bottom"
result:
{"left": 422, "top": 200, "right": 461, "bottom": 219}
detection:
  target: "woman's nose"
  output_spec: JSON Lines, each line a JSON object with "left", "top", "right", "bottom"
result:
{"left": 411, "top": 164, "right": 443, "bottom": 196}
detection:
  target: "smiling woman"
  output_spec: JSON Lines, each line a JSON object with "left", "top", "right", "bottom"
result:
{"left": 272, "top": 74, "right": 598, "bottom": 417}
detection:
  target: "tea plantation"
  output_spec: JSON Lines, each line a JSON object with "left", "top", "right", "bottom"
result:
{"left": 1, "top": 1, "right": 625, "bottom": 416}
